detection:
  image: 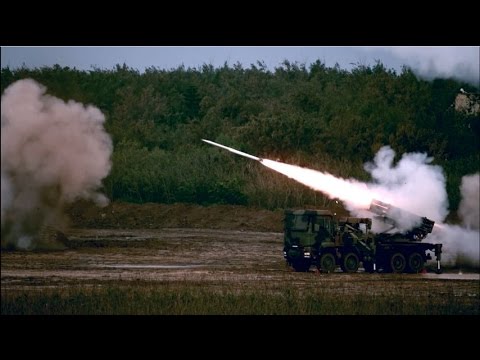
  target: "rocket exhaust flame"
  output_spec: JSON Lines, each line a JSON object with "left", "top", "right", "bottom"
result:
{"left": 260, "top": 159, "right": 373, "bottom": 209}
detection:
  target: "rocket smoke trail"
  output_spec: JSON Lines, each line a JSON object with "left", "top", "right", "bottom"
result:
{"left": 202, "top": 139, "right": 442, "bottom": 220}
{"left": 202, "top": 139, "right": 479, "bottom": 267}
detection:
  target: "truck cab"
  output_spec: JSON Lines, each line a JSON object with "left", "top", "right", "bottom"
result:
{"left": 283, "top": 209, "right": 336, "bottom": 272}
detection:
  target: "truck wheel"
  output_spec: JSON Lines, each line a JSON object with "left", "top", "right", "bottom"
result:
{"left": 318, "top": 253, "right": 336, "bottom": 273}
{"left": 407, "top": 252, "right": 424, "bottom": 273}
{"left": 390, "top": 253, "right": 406, "bottom": 273}
{"left": 342, "top": 253, "right": 359, "bottom": 273}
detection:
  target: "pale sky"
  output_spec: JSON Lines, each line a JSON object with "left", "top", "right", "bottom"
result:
{"left": 1, "top": 46, "right": 479, "bottom": 86}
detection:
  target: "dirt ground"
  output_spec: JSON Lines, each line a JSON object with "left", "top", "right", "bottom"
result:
{"left": 1, "top": 202, "right": 479, "bottom": 314}
{"left": 65, "top": 200, "right": 285, "bottom": 232}
{"left": 1, "top": 227, "right": 479, "bottom": 302}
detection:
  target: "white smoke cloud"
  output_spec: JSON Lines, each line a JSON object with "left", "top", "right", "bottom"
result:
{"left": 365, "top": 154, "right": 478, "bottom": 267}
{"left": 386, "top": 46, "right": 479, "bottom": 86}
{"left": 430, "top": 173, "right": 480, "bottom": 268}
{"left": 1, "top": 79, "right": 113, "bottom": 249}
{"left": 362, "top": 146, "right": 449, "bottom": 230}
{"left": 430, "top": 225, "right": 479, "bottom": 268}
{"left": 458, "top": 173, "right": 479, "bottom": 230}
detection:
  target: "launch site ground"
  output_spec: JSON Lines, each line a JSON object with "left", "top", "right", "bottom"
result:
{"left": 1, "top": 202, "right": 479, "bottom": 315}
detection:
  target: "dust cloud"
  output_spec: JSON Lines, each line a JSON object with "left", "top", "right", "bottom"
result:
{"left": 1, "top": 79, "right": 112, "bottom": 249}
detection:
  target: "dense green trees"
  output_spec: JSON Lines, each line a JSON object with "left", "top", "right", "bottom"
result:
{"left": 1, "top": 61, "right": 478, "bottom": 211}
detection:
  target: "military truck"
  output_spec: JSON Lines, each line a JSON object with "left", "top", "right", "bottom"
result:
{"left": 283, "top": 199, "right": 442, "bottom": 273}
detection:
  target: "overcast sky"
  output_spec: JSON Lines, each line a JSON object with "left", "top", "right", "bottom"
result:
{"left": 1, "top": 46, "right": 479, "bottom": 86}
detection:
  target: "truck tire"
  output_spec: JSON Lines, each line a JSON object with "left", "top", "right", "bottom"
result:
{"left": 342, "top": 252, "right": 359, "bottom": 273}
{"left": 318, "top": 253, "right": 336, "bottom": 273}
{"left": 407, "top": 252, "right": 424, "bottom": 273}
{"left": 390, "top": 252, "right": 406, "bottom": 273}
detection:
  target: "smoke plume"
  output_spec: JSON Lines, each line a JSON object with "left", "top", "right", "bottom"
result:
{"left": 429, "top": 173, "right": 479, "bottom": 268}
{"left": 458, "top": 173, "right": 479, "bottom": 230}
{"left": 1, "top": 79, "right": 112, "bottom": 249}
{"left": 360, "top": 146, "right": 448, "bottom": 231}
{"left": 386, "top": 47, "right": 479, "bottom": 86}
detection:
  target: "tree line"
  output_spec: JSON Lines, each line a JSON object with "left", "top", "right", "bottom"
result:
{"left": 1, "top": 61, "right": 478, "bottom": 212}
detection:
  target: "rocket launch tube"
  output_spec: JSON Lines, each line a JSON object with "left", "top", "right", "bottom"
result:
{"left": 201, "top": 139, "right": 262, "bottom": 162}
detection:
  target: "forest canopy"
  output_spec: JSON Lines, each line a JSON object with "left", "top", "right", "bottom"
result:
{"left": 1, "top": 61, "right": 478, "bottom": 212}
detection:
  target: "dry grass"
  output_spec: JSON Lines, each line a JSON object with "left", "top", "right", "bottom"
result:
{"left": 2, "top": 280, "right": 478, "bottom": 315}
